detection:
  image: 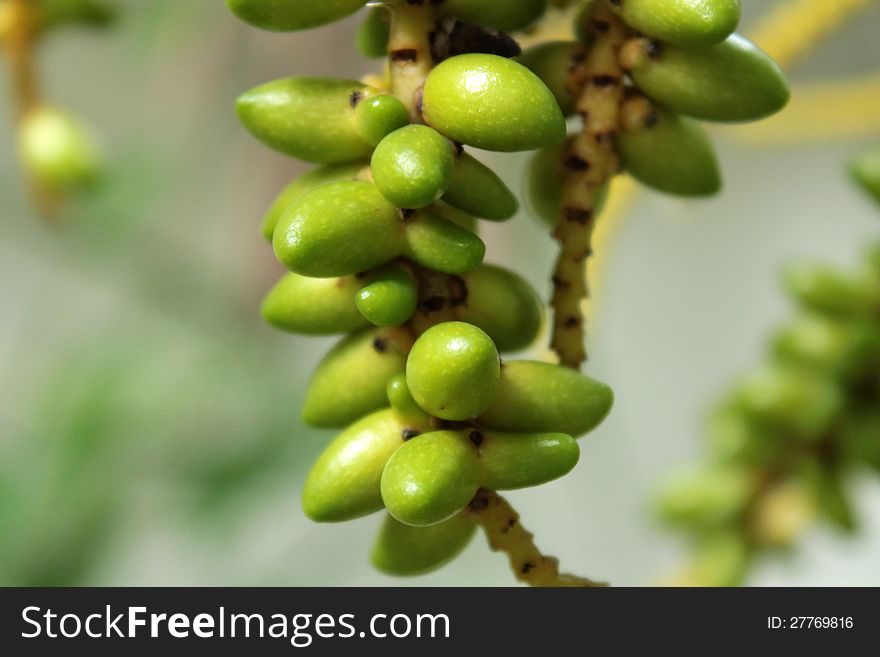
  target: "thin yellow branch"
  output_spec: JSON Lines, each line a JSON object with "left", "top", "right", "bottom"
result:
{"left": 387, "top": 1, "right": 435, "bottom": 121}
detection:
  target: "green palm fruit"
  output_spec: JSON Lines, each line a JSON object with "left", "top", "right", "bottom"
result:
{"left": 302, "top": 328, "right": 406, "bottom": 428}
{"left": 658, "top": 465, "right": 753, "bottom": 528}
{"left": 479, "top": 430, "right": 579, "bottom": 490}
{"left": 478, "top": 361, "right": 614, "bottom": 437}
{"left": 617, "top": 100, "right": 721, "bottom": 196}
{"left": 260, "top": 162, "right": 366, "bottom": 241}
{"left": 36, "top": 0, "right": 117, "bottom": 32}
{"left": 443, "top": 153, "right": 518, "bottom": 220}
{"left": 422, "top": 54, "right": 566, "bottom": 152}
{"left": 436, "top": 0, "right": 547, "bottom": 32}
{"left": 735, "top": 365, "right": 844, "bottom": 440}
{"left": 690, "top": 532, "right": 749, "bottom": 586}
{"left": 354, "top": 94, "right": 409, "bottom": 147}
{"left": 371, "top": 513, "right": 477, "bottom": 576}
{"left": 356, "top": 264, "right": 419, "bottom": 327}
{"left": 783, "top": 263, "right": 880, "bottom": 319}
{"left": 803, "top": 464, "right": 856, "bottom": 532}
{"left": 406, "top": 322, "right": 501, "bottom": 421}
{"left": 371, "top": 125, "right": 455, "bottom": 209}
{"left": 356, "top": 7, "right": 390, "bottom": 59}
{"left": 457, "top": 265, "right": 543, "bottom": 352}
{"left": 518, "top": 41, "right": 579, "bottom": 116}
{"left": 773, "top": 314, "right": 880, "bottom": 379}
{"left": 302, "top": 409, "right": 411, "bottom": 522}
{"left": 381, "top": 430, "right": 483, "bottom": 527}
{"left": 19, "top": 106, "right": 101, "bottom": 193}
{"left": 386, "top": 374, "right": 432, "bottom": 429}
{"left": 850, "top": 145, "right": 880, "bottom": 204}
{"left": 261, "top": 273, "right": 368, "bottom": 335}
{"left": 433, "top": 201, "right": 479, "bottom": 234}
{"left": 402, "top": 208, "right": 486, "bottom": 273}
{"left": 845, "top": 411, "right": 880, "bottom": 471}
{"left": 611, "top": 0, "right": 741, "bottom": 47}
{"left": 708, "top": 403, "right": 782, "bottom": 465}
{"left": 624, "top": 34, "right": 789, "bottom": 123}
{"left": 227, "top": 0, "right": 368, "bottom": 32}
{"left": 236, "top": 78, "right": 377, "bottom": 163}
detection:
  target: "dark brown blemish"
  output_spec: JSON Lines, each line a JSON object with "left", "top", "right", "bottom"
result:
{"left": 468, "top": 431, "right": 484, "bottom": 447}
{"left": 564, "top": 316, "right": 581, "bottom": 329}
{"left": 372, "top": 337, "right": 387, "bottom": 353}
{"left": 521, "top": 562, "right": 536, "bottom": 575}
{"left": 390, "top": 49, "right": 419, "bottom": 63}
{"left": 565, "top": 207, "right": 593, "bottom": 224}
{"left": 565, "top": 155, "right": 590, "bottom": 172}
{"left": 592, "top": 75, "right": 619, "bottom": 88}
{"left": 402, "top": 429, "right": 420, "bottom": 441}
{"left": 349, "top": 90, "right": 363, "bottom": 108}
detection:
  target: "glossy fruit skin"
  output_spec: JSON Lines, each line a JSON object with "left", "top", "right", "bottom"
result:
{"left": 371, "top": 512, "right": 477, "bottom": 576}
{"left": 627, "top": 34, "right": 789, "bottom": 123}
{"left": 372, "top": 125, "right": 455, "bottom": 209}
{"left": 227, "top": 0, "right": 368, "bottom": 32}
{"left": 356, "top": 7, "right": 390, "bottom": 58}
{"left": 518, "top": 41, "right": 579, "bottom": 116}
{"left": 443, "top": 153, "right": 518, "bottom": 220}
{"left": 302, "top": 409, "right": 405, "bottom": 522}
{"left": 356, "top": 264, "right": 419, "bottom": 327}
{"left": 302, "top": 329, "right": 406, "bottom": 428}
{"left": 422, "top": 54, "right": 566, "bottom": 152}
{"left": 406, "top": 322, "right": 501, "bottom": 421}
{"left": 402, "top": 209, "right": 486, "bottom": 274}
{"left": 850, "top": 145, "right": 880, "bottom": 204}
{"left": 478, "top": 361, "right": 613, "bottom": 437}
{"left": 260, "top": 162, "right": 366, "bottom": 241}
{"left": 355, "top": 95, "right": 409, "bottom": 147}
{"left": 236, "top": 78, "right": 374, "bottom": 163}
{"left": 617, "top": 104, "right": 721, "bottom": 196}
{"left": 480, "top": 431, "right": 579, "bottom": 490}
{"left": 261, "top": 273, "right": 368, "bottom": 335}
{"left": 381, "top": 431, "right": 483, "bottom": 527}
{"left": 19, "top": 106, "right": 100, "bottom": 192}
{"left": 437, "top": 0, "right": 547, "bottom": 32}
{"left": 612, "top": 0, "right": 741, "bottom": 46}
{"left": 457, "top": 265, "right": 543, "bottom": 352}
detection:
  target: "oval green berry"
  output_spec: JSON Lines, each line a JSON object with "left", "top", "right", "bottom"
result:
{"left": 773, "top": 314, "right": 880, "bottom": 380}
{"left": 372, "top": 125, "right": 455, "bottom": 209}
{"left": 354, "top": 94, "right": 409, "bottom": 147}
{"left": 709, "top": 403, "right": 781, "bottom": 465}
{"left": 433, "top": 202, "right": 479, "bottom": 234}
{"left": 381, "top": 431, "right": 483, "bottom": 527}
{"left": 480, "top": 430, "right": 579, "bottom": 491}
{"left": 518, "top": 41, "right": 580, "bottom": 116}
{"left": 356, "top": 7, "right": 390, "bottom": 58}
{"left": 406, "top": 322, "right": 501, "bottom": 421}
{"left": 617, "top": 103, "right": 721, "bottom": 196}
{"left": 371, "top": 513, "right": 477, "bottom": 576}
{"left": 612, "top": 0, "right": 741, "bottom": 46}
{"left": 437, "top": 0, "right": 547, "bottom": 31}
{"left": 422, "top": 54, "right": 566, "bottom": 152}
{"left": 457, "top": 265, "right": 543, "bottom": 352}
{"left": 236, "top": 78, "right": 375, "bottom": 163}
{"left": 658, "top": 465, "right": 753, "bottom": 528}
{"left": 261, "top": 273, "right": 368, "bottom": 335}
{"left": 19, "top": 106, "right": 100, "bottom": 193}
{"left": 403, "top": 209, "right": 486, "bottom": 274}
{"left": 478, "top": 361, "right": 613, "bottom": 437}
{"left": 302, "top": 409, "right": 406, "bottom": 522}
{"left": 227, "top": 0, "right": 368, "bottom": 31}
{"left": 626, "top": 34, "right": 789, "bottom": 122}
{"left": 37, "top": 0, "right": 117, "bottom": 32}
{"left": 849, "top": 145, "right": 880, "bottom": 205}
{"left": 302, "top": 329, "right": 406, "bottom": 428}
{"left": 443, "top": 153, "right": 518, "bottom": 220}
{"left": 260, "top": 162, "right": 366, "bottom": 241}
{"left": 386, "top": 374, "right": 431, "bottom": 428}
{"left": 783, "top": 263, "right": 880, "bottom": 319}
{"left": 356, "top": 264, "right": 419, "bottom": 327}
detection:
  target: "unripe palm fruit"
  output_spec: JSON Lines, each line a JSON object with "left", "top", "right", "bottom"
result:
{"left": 406, "top": 322, "right": 501, "bottom": 421}
{"left": 803, "top": 463, "right": 856, "bottom": 532}
{"left": 372, "top": 125, "right": 455, "bottom": 209}
{"left": 783, "top": 263, "right": 880, "bottom": 319}
{"left": 617, "top": 99, "right": 721, "bottom": 196}
{"left": 19, "top": 106, "right": 101, "bottom": 193}
{"left": 690, "top": 532, "right": 749, "bottom": 587}
{"left": 844, "top": 411, "right": 880, "bottom": 471}
{"left": 526, "top": 141, "right": 608, "bottom": 228}
{"left": 518, "top": 41, "right": 580, "bottom": 116}
{"left": 479, "top": 430, "right": 579, "bottom": 490}
{"left": 611, "top": 0, "right": 741, "bottom": 47}
{"left": 437, "top": 0, "right": 547, "bottom": 32}
{"left": 381, "top": 431, "right": 483, "bottom": 527}
{"left": 356, "top": 264, "right": 419, "bottom": 327}
{"left": 302, "top": 329, "right": 406, "bottom": 428}
{"left": 708, "top": 403, "right": 782, "bottom": 465}
{"left": 401, "top": 208, "right": 486, "bottom": 274}
{"left": 354, "top": 95, "right": 409, "bottom": 147}
{"left": 371, "top": 513, "right": 477, "bottom": 576}
{"left": 433, "top": 202, "right": 479, "bottom": 234}
{"left": 236, "top": 78, "right": 377, "bottom": 163}
{"left": 478, "top": 361, "right": 613, "bottom": 437}
{"left": 37, "top": 0, "right": 117, "bottom": 32}
{"left": 773, "top": 314, "right": 880, "bottom": 379}
{"left": 443, "top": 153, "right": 518, "bottom": 220}
{"left": 422, "top": 54, "right": 566, "bottom": 152}
{"left": 849, "top": 145, "right": 880, "bottom": 205}
{"left": 227, "top": 0, "right": 368, "bottom": 32}
{"left": 356, "top": 7, "right": 390, "bottom": 59}
{"left": 657, "top": 465, "right": 753, "bottom": 528}
{"left": 623, "top": 34, "right": 789, "bottom": 123}
{"left": 261, "top": 273, "right": 368, "bottom": 335}
{"left": 260, "top": 162, "right": 366, "bottom": 241}
{"left": 302, "top": 409, "right": 410, "bottom": 522}
{"left": 386, "top": 374, "right": 431, "bottom": 428}
{"left": 457, "top": 265, "right": 543, "bottom": 352}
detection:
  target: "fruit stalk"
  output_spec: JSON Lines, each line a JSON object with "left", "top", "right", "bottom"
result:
{"left": 387, "top": 0, "right": 435, "bottom": 121}
{"left": 550, "top": 0, "right": 629, "bottom": 369}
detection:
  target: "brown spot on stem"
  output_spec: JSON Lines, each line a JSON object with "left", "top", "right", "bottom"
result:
{"left": 390, "top": 48, "right": 419, "bottom": 62}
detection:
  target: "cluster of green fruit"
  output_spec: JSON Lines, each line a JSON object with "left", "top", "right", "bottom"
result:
{"left": 1, "top": 0, "right": 113, "bottom": 198}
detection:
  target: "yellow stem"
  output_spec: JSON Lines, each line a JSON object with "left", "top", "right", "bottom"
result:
{"left": 387, "top": 1, "right": 435, "bottom": 122}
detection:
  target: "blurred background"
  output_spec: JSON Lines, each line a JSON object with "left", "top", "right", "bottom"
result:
{"left": 1, "top": 0, "right": 879, "bottom": 586}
